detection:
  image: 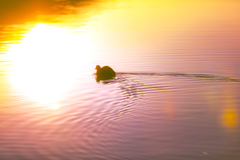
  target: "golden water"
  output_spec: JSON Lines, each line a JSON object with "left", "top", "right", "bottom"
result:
{"left": 0, "top": 0, "right": 240, "bottom": 159}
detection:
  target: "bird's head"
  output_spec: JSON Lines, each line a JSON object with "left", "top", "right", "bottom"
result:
{"left": 95, "top": 65, "right": 101, "bottom": 70}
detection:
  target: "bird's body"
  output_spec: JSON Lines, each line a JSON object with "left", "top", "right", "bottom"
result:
{"left": 95, "top": 65, "right": 116, "bottom": 80}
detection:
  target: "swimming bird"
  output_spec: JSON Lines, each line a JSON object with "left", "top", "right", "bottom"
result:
{"left": 95, "top": 65, "right": 116, "bottom": 80}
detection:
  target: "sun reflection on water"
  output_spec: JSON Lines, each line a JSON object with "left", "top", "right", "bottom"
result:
{"left": 6, "top": 23, "right": 96, "bottom": 106}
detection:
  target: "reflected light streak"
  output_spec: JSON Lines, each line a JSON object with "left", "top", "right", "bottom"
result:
{"left": 6, "top": 24, "right": 97, "bottom": 106}
{"left": 223, "top": 108, "right": 237, "bottom": 128}
{"left": 221, "top": 85, "right": 238, "bottom": 130}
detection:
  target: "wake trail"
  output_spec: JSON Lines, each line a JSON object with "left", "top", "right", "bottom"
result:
{"left": 117, "top": 72, "right": 240, "bottom": 82}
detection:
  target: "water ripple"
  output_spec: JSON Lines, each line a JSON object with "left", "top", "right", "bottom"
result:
{"left": 0, "top": 72, "right": 240, "bottom": 159}
{"left": 118, "top": 72, "right": 240, "bottom": 82}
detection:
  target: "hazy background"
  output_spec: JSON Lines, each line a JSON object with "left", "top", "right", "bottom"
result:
{"left": 0, "top": 0, "right": 240, "bottom": 77}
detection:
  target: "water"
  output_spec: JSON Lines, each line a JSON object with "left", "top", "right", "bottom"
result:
{"left": 0, "top": 0, "right": 240, "bottom": 159}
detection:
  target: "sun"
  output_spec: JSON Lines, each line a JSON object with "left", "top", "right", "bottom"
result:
{"left": 6, "top": 23, "right": 96, "bottom": 105}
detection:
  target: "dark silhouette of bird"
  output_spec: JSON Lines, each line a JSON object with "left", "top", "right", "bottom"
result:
{"left": 95, "top": 65, "right": 116, "bottom": 81}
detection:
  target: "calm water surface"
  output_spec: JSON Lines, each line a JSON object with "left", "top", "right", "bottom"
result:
{"left": 0, "top": 0, "right": 240, "bottom": 160}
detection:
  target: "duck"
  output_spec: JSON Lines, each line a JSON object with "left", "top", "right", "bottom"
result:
{"left": 95, "top": 65, "right": 116, "bottom": 80}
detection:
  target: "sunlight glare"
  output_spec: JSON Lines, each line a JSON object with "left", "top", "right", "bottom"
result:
{"left": 6, "top": 23, "right": 96, "bottom": 105}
